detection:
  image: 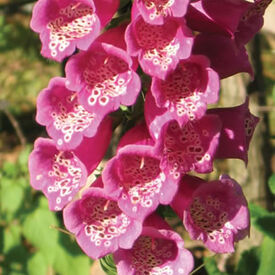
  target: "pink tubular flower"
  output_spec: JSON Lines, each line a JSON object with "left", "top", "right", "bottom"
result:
{"left": 36, "top": 77, "right": 106, "bottom": 150}
{"left": 65, "top": 42, "right": 141, "bottom": 117}
{"left": 29, "top": 138, "right": 87, "bottom": 211}
{"left": 125, "top": 15, "right": 193, "bottom": 79}
{"left": 102, "top": 145, "right": 179, "bottom": 222}
{"left": 208, "top": 98, "right": 259, "bottom": 164}
{"left": 236, "top": 0, "right": 272, "bottom": 45}
{"left": 113, "top": 226, "right": 194, "bottom": 275}
{"left": 151, "top": 54, "right": 220, "bottom": 126}
{"left": 134, "top": 0, "right": 189, "bottom": 25}
{"left": 192, "top": 33, "right": 254, "bottom": 79}
{"left": 155, "top": 117, "right": 221, "bottom": 178}
{"left": 182, "top": 175, "right": 250, "bottom": 253}
{"left": 63, "top": 180, "right": 142, "bottom": 259}
{"left": 30, "top": 0, "right": 119, "bottom": 61}
{"left": 185, "top": 0, "right": 252, "bottom": 38}
{"left": 117, "top": 121, "right": 155, "bottom": 152}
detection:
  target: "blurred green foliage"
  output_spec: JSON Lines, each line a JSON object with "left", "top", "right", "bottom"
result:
{"left": 0, "top": 146, "right": 93, "bottom": 275}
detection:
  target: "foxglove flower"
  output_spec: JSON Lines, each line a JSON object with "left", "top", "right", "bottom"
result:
{"left": 65, "top": 42, "right": 141, "bottom": 118}
{"left": 125, "top": 15, "right": 193, "bottom": 79}
{"left": 133, "top": 0, "right": 189, "bottom": 25}
{"left": 192, "top": 33, "right": 253, "bottom": 78}
{"left": 185, "top": 0, "right": 252, "bottom": 38}
{"left": 208, "top": 98, "right": 259, "bottom": 164}
{"left": 114, "top": 226, "right": 194, "bottom": 275}
{"left": 29, "top": 138, "right": 87, "bottom": 211}
{"left": 30, "top": 0, "right": 119, "bottom": 61}
{"left": 177, "top": 175, "right": 250, "bottom": 253}
{"left": 103, "top": 145, "right": 179, "bottom": 222}
{"left": 155, "top": 117, "right": 221, "bottom": 178}
{"left": 117, "top": 121, "right": 155, "bottom": 152}
{"left": 63, "top": 179, "right": 142, "bottom": 259}
{"left": 151, "top": 55, "right": 220, "bottom": 125}
{"left": 236, "top": 0, "right": 272, "bottom": 45}
{"left": 36, "top": 77, "right": 107, "bottom": 150}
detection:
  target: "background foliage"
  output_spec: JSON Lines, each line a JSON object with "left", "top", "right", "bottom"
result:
{"left": 0, "top": 0, "right": 274, "bottom": 274}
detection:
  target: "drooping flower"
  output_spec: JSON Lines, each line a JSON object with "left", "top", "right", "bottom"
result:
{"left": 113, "top": 226, "right": 194, "bottom": 275}
{"left": 63, "top": 179, "right": 142, "bottom": 259}
{"left": 185, "top": 0, "right": 252, "bottom": 38}
{"left": 102, "top": 144, "right": 179, "bottom": 222}
{"left": 235, "top": 0, "right": 272, "bottom": 45}
{"left": 155, "top": 117, "right": 221, "bottom": 178}
{"left": 117, "top": 121, "right": 155, "bottom": 152}
{"left": 208, "top": 98, "right": 259, "bottom": 164}
{"left": 36, "top": 77, "right": 107, "bottom": 150}
{"left": 151, "top": 54, "right": 220, "bottom": 126}
{"left": 180, "top": 175, "right": 250, "bottom": 253}
{"left": 125, "top": 14, "right": 193, "bottom": 79}
{"left": 65, "top": 42, "right": 141, "bottom": 118}
{"left": 30, "top": 0, "right": 119, "bottom": 61}
{"left": 29, "top": 138, "right": 88, "bottom": 211}
{"left": 133, "top": 0, "right": 189, "bottom": 25}
{"left": 192, "top": 33, "right": 253, "bottom": 78}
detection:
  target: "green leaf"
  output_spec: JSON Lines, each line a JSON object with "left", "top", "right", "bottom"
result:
{"left": 203, "top": 257, "right": 228, "bottom": 275}
{"left": 272, "top": 85, "right": 275, "bottom": 105}
{"left": 100, "top": 254, "right": 117, "bottom": 275}
{"left": 268, "top": 174, "right": 275, "bottom": 195}
{"left": 1, "top": 177, "right": 25, "bottom": 220}
{"left": 235, "top": 247, "right": 260, "bottom": 275}
{"left": 27, "top": 252, "right": 48, "bottom": 275}
{"left": 53, "top": 235, "right": 91, "bottom": 275}
{"left": 257, "top": 237, "right": 275, "bottom": 275}
{"left": 22, "top": 199, "right": 59, "bottom": 265}
{"left": 3, "top": 223, "right": 22, "bottom": 253}
{"left": 249, "top": 203, "right": 275, "bottom": 239}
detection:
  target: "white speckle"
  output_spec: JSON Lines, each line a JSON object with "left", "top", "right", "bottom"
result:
{"left": 57, "top": 139, "right": 63, "bottom": 145}
{"left": 36, "top": 174, "right": 43, "bottom": 180}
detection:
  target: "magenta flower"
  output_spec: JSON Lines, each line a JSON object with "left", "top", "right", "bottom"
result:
{"left": 30, "top": 0, "right": 119, "bottom": 61}
{"left": 63, "top": 181, "right": 142, "bottom": 259}
{"left": 151, "top": 54, "right": 220, "bottom": 126}
{"left": 36, "top": 77, "right": 108, "bottom": 150}
{"left": 185, "top": 0, "right": 252, "bottom": 38}
{"left": 114, "top": 226, "right": 194, "bottom": 275}
{"left": 182, "top": 175, "right": 250, "bottom": 253}
{"left": 192, "top": 33, "right": 253, "bottom": 79}
{"left": 117, "top": 121, "right": 155, "bottom": 152}
{"left": 155, "top": 117, "right": 221, "bottom": 178}
{"left": 133, "top": 0, "right": 189, "bottom": 25}
{"left": 208, "top": 98, "right": 259, "bottom": 164}
{"left": 102, "top": 145, "right": 179, "bottom": 222}
{"left": 65, "top": 42, "right": 141, "bottom": 118}
{"left": 29, "top": 138, "right": 87, "bottom": 211}
{"left": 125, "top": 15, "right": 193, "bottom": 79}
{"left": 236, "top": 0, "right": 272, "bottom": 45}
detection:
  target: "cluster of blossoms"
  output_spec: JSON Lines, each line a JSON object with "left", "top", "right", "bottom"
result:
{"left": 29, "top": 0, "right": 270, "bottom": 274}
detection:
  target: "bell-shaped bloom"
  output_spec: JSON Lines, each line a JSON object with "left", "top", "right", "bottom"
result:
{"left": 155, "top": 117, "right": 221, "bottom": 178}
{"left": 192, "top": 33, "right": 253, "bottom": 79}
{"left": 117, "top": 121, "right": 155, "bottom": 152}
{"left": 63, "top": 180, "right": 142, "bottom": 259}
{"left": 29, "top": 138, "right": 88, "bottom": 211}
{"left": 151, "top": 55, "right": 220, "bottom": 126}
{"left": 65, "top": 42, "right": 141, "bottom": 118}
{"left": 235, "top": 0, "right": 272, "bottom": 45}
{"left": 125, "top": 15, "right": 193, "bottom": 79}
{"left": 175, "top": 175, "right": 250, "bottom": 253}
{"left": 133, "top": 0, "right": 189, "bottom": 25}
{"left": 114, "top": 226, "right": 194, "bottom": 275}
{"left": 30, "top": 0, "right": 119, "bottom": 61}
{"left": 36, "top": 77, "right": 112, "bottom": 150}
{"left": 208, "top": 98, "right": 259, "bottom": 164}
{"left": 102, "top": 144, "right": 179, "bottom": 222}
{"left": 185, "top": 0, "right": 252, "bottom": 38}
